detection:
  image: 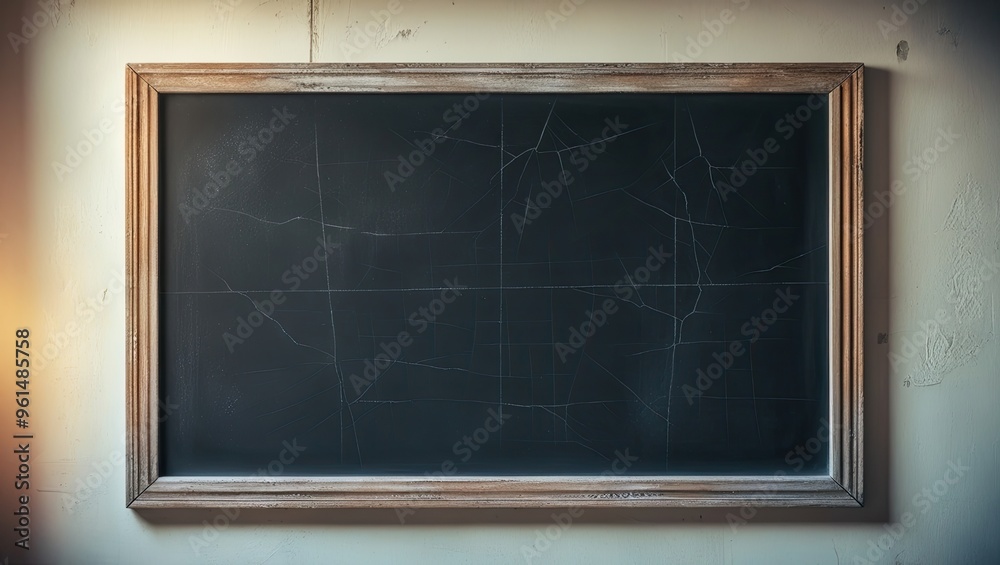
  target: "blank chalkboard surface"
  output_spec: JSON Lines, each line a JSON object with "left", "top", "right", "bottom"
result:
{"left": 158, "top": 91, "right": 830, "bottom": 478}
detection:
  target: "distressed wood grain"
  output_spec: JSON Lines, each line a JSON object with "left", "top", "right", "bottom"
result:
{"left": 126, "top": 63, "right": 864, "bottom": 508}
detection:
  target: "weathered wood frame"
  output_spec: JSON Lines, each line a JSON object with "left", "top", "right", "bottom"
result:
{"left": 126, "top": 63, "right": 863, "bottom": 509}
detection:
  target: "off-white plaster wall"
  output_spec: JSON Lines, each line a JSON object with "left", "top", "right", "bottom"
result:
{"left": 3, "top": 0, "right": 998, "bottom": 563}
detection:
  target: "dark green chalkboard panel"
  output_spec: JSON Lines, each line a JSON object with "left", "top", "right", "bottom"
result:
{"left": 158, "top": 92, "right": 829, "bottom": 477}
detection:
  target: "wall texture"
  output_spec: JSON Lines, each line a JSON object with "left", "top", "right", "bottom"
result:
{"left": 1, "top": 0, "right": 997, "bottom": 563}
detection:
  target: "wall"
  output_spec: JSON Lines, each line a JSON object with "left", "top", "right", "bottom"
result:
{"left": 0, "top": 0, "right": 997, "bottom": 563}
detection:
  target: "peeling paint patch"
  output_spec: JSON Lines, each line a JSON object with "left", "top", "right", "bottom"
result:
{"left": 6, "top": 0, "right": 76, "bottom": 54}
{"left": 387, "top": 25, "right": 420, "bottom": 45}
{"left": 911, "top": 326, "right": 985, "bottom": 386}
{"left": 908, "top": 178, "right": 998, "bottom": 386}
{"left": 52, "top": 0, "right": 75, "bottom": 25}
{"left": 896, "top": 40, "right": 909, "bottom": 62}
{"left": 937, "top": 26, "right": 960, "bottom": 47}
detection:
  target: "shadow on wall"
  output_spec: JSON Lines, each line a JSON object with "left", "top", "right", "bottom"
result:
{"left": 0, "top": 0, "right": 41, "bottom": 561}
{"left": 133, "top": 67, "right": 894, "bottom": 530}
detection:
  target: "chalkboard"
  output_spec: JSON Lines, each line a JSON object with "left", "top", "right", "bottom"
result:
{"left": 159, "top": 91, "right": 830, "bottom": 476}
{"left": 127, "top": 64, "right": 863, "bottom": 508}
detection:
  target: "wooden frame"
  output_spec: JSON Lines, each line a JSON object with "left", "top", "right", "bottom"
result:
{"left": 126, "top": 63, "right": 863, "bottom": 509}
